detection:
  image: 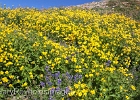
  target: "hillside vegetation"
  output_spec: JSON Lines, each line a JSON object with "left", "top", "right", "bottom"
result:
{"left": 106, "top": 0, "right": 140, "bottom": 21}
{"left": 0, "top": 2, "right": 140, "bottom": 100}
{"left": 73, "top": 0, "right": 140, "bottom": 21}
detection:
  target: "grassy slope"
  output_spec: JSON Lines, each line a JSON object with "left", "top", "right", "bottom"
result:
{"left": 72, "top": 0, "right": 140, "bottom": 22}
{"left": 106, "top": 0, "right": 140, "bottom": 22}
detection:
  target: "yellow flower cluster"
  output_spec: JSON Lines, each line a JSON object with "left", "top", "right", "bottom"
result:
{"left": 69, "top": 81, "right": 90, "bottom": 97}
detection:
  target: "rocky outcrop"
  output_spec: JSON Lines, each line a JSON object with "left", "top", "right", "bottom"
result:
{"left": 76, "top": 0, "right": 109, "bottom": 9}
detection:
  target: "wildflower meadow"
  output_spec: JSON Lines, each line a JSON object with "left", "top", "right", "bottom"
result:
{"left": 0, "top": 6, "right": 140, "bottom": 100}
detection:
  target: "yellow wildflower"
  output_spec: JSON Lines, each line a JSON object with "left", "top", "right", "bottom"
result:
{"left": 77, "top": 91, "right": 82, "bottom": 97}
{"left": 42, "top": 51, "right": 47, "bottom": 56}
{"left": 9, "top": 75, "right": 14, "bottom": 79}
{"left": 65, "top": 60, "right": 68, "bottom": 64}
{"left": 74, "top": 84, "right": 79, "bottom": 89}
{"left": 61, "top": 97, "right": 64, "bottom": 100}
{"left": 81, "top": 83, "right": 86, "bottom": 88}
{"left": 22, "top": 82, "right": 28, "bottom": 87}
{"left": 68, "top": 91, "right": 75, "bottom": 96}
{"left": 0, "top": 71, "right": 4, "bottom": 75}
{"left": 39, "top": 56, "right": 42, "bottom": 59}
{"left": 17, "top": 80, "right": 20, "bottom": 83}
{"left": 40, "top": 74, "right": 43, "bottom": 78}
{"left": 5, "top": 71, "right": 9, "bottom": 74}
{"left": 20, "top": 66, "right": 24, "bottom": 71}
{"left": 2, "top": 77, "right": 9, "bottom": 83}
{"left": 120, "top": 86, "right": 123, "bottom": 90}
{"left": 9, "top": 84, "right": 13, "bottom": 88}
{"left": 0, "top": 82, "right": 2, "bottom": 85}
{"left": 90, "top": 90, "right": 95, "bottom": 95}
{"left": 85, "top": 74, "right": 89, "bottom": 78}
{"left": 125, "top": 95, "right": 129, "bottom": 99}
{"left": 82, "top": 89, "right": 88, "bottom": 96}
{"left": 30, "top": 75, "right": 33, "bottom": 79}
{"left": 31, "top": 61, "right": 35, "bottom": 64}
{"left": 131, "top": 85, "right": 136, "bottom": 90}
{"left": 89, "top": 73, "right": 93, "bottom": 77}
